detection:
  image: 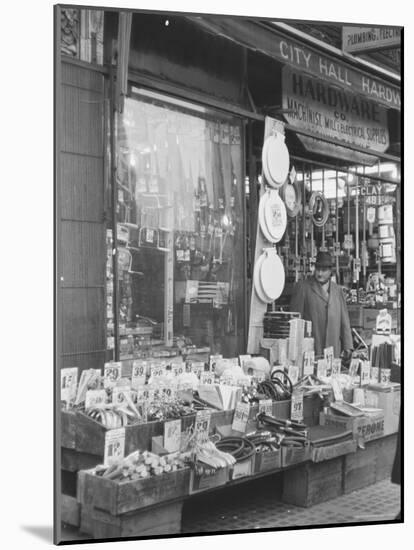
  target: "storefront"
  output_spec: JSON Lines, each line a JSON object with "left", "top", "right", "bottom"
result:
{"left": 56, "top": 7, "right": 401, "bottom": 542}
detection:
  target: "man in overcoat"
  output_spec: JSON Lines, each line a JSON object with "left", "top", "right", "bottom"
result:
{"left": 290, "top": 251, "right": 353, "bottom": 358}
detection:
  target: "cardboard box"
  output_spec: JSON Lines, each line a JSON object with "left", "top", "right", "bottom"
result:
{"left": 364, "top": 384, "right": 401, "bottom": 435}
{"left": 281, "top": 442, "right": 311, "bottom": 468}
{"left": 319, "top": 411, "right": 385, "bottom": 443}
{"left": 230, "top": 455, "right": 255, "bottom": 480}
{"left": 254, "top": 449, "right": 282, "bottom": 473}
{"left": 189, "top": 466, "right": 229, "bottom": 494}
{"left": 311, "top": 439, "right": 357, "bottom": 463}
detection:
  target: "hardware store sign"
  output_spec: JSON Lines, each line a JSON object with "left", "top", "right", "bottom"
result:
{"left": 282, "top": 66, "right": 390, "bottom": 162}
{"left": 342, "top": 27, "right": 401, "bottom": 54}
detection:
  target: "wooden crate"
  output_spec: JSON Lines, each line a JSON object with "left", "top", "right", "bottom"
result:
{"left": 281, "top": 443, "right": 311, "bottom": 468}
{"left": 311, "top": 440, "right": 357, "bottom": 463}
{"left": 343, "top": 439, "right": 380, "bottom": 494}
{"left": 282, "top": 457, "right": 343, "bottom": 507}
{"left": 376, "top": 434, "right": 398, "bottom": 482}
{"left": 61, "top": 494, "right": 80, "bottom": 527}
{"left": 81, "top": 500, "right": 183, "bottom": 539}
{"left": 189, "top": 466, "right": 229, "bottom": 494}
{"left": 79, "top": 468, "right": 190, "bottom": 515}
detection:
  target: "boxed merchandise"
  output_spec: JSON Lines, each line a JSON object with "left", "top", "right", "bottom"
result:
{"left": 230, "top": 456, "right": 255, "bottom": 480}
{"left": 319, "top": 410, "right": 385, "bottom": 443}
{"left": 254, "top": 448, "right": 282, "bottom": 473}
{"left": 189, "top": 466, "right": 229, "bottom": 494}
{"left": 364, "top": 383, "right": 400, "bottom": 435}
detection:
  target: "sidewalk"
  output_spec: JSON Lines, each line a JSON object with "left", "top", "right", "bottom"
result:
{"left": 181, "top": 478, "right": 401, "bottom": 533}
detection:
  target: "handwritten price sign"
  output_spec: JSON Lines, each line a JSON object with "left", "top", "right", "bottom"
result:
{"left": 291, "top": 391, "right": 304, "bottom": 422}
{"left": 104, "top": 363, "right": 122, "bottom": 387}
{"left": 200, "top": 372, "right": 215, "bottom": 385}
{"left": 303, "top": 351, "right": 315, "bottom": 376}
{"left": 232, "top": 402, "right": 250, "bottom": 433}
{"left": 85, "top": 389, "right": 106, "bottom": 410}
{"left": 195, "top": 410, "right": 211, "bottom": 442}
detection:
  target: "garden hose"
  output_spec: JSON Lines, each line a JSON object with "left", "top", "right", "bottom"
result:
{"left": 215, "top": 437, "right": 256, "bottom": 462}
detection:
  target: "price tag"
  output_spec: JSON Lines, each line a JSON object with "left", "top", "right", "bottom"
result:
{"left": 164, "top": 419, "right": 182, "bottom": 453}
{"left": 331, "top": 359, "right": 342, "bottom": 378}
{"left": 349, "top": 358, "right": 360, "bottom": 378}
{"left": 143, "top": 385, "right": 154, "bottom": 403}
{"left": 331, "top": 378, "right": 344, "bottom": 402}
{"left": 104, "top": 362, "right": 122, "bottom": 387}
{"left": 360, "top": 361, "right": 371, "bottom": 386}
{"left": 171, "top": 362, "right": 185, "bottom": 377}
{"left": 61, "top": 367, "right": 78, "bottom": 403}
{"left": 291, "top": 391, "right": 304, "bottom": 422}
{"left": 191, "top": 362, "right": 205, "bottom": 378}
{"left": 162, "top": 385, "right": 175, "bottom": 401}
{"left": 85, "top": 389, "right": 107, "bottom": 410}
{"left": 195, "top": 410, "right": 211, "bottom": 442}
{"left": 131, "top": 360, "right": 147, "bottom": 389}
{"left": 288, "top": 365, "right": 299, "bottom": 386}
{"left": 151, "top": 362, "right": 165, "bottom": 378}
{"left": 232, "top": 459, "right": 251, "bottom": 480}
{"left": 380, "top": 368, "right": 391, "bottom": 384}
{"left": 209, "top": 355, "right": 223, "bottom": 372}
{"left": 232, "top": 402, "right": 250, "bottom": 433}
{"left": 324, "top": 347, "right": 334, "bottom": 374}
{"left": 370, "top": 367, "right": 380, "bottom": 384}
{"left": 112, "top": 387, "right": 131, "bottom": 406}
{"left": 259, "top": 399, "right": 273, "bottom": 416}
{"left": 316, "top": 359, "right": 328, "bottom": 379}
{"left": 303, "top": 351, "right": 315, "bottom": 376}
{"left": 104, "top": 428, "right": 125, "bottom": 466}
{"left": 200, "top": 372, "right": 215, "bottom": 385}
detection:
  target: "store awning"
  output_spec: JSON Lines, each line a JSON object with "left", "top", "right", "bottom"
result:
{"left": 186, "top": 16, "right": 401, "bottom": 112}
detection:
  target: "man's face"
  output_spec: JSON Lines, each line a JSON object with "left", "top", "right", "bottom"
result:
{"left": 315, "top": 267, "right": 331, "bottom": 285}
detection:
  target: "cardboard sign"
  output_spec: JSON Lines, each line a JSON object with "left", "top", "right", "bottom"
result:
{"left": 131, "top": 361, "right": 147, "bottom": 389}
{"left": 349, "top": 358, "right": 361, "bottom": 378}
{"left": 112, "top": 387, "right": 131, "bottom": 406}
{"left": 316, "top": 359, "right": 328, "bottom": 379}
{"left": 151, "top": 362, "right": 166, "bottom": 378}
{"left": 370, "top": 367, "right": 380, "bottom": 384}
{"left": 104, "top": 362, "right": 122, "bottom": 387}
{"left": 331, "top": 358, "right": 342, "bottom": 378}
{"left": 291, "top": 391, "right": 304, "bottom": 422}
{"left": 142, "top": 385, "right": 155, "bottom": 403}
{"left": 324, "top": 347, "right": 334, "bottom": 374}
{"left": 195, "top": 410, "right": 211, "bottom": 442}
{"left": 259, "top": 399, "right": 273, "bottom": 416}
{"left": 104, "top": 428, "right": 125, "bottom": 466}
{"left": 232, "top": 402, "right": 250, "bottom": 433}
{"left": 171, "top": 362, "right": 185, "bottom": 377}
{"left": 200, "top": 372, "right": 215, "bottom": 385}
{"left": 303, "top": 350, "right": 315, "bottom": 376}
{"left": 209, "top": 355, "right": 223, "bottom": 372}
{"left": 85, "top": 389, "right": 107, "bottom": 410}
{"left": 360, "top": 362, "right": 371, "bottom": 386}
{"left": 61, "top": 367, "right": 78, "bottom": 403}
{"left": 191, "top": 362, "right": 205, "bottom": 378}
{"left": 164, "top": 419, "right": 182, "bottom": 453}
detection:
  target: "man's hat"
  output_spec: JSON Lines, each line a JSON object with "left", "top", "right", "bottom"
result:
{"left": 315, "top": 250, "right": 333, "bottom": 269}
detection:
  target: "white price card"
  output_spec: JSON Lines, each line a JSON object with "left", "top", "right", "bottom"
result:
{"left": 142, "top": 385, "right": 155, "bottom": 403}
{"left": 349, "top": 358, "right": 360, "bottom": 378}
{"left": 380, "top": 368, "right": 391, "bottom": 384}
{"left": 209, "top": 355, "right": 223, "bottom": 372}
{"left": 151, "top": 362, "right": 165, "bottom": 378}
{"left": 331, "top": 358, "right": 342, "bottom": 378}
{"left": 191, "top": 362, "right": 205, "bottom": 378}
{"left": 104, "top": 362, "right": 122, "bottom": 388}
{"left": 259, "top": 399, "right": 273, "bottom": 416}
{"left": 360, "top": 361, "right": 371, "bottom": 386}
{"left": 195, "top": 410, "right": 211, "bottom": 442}
{"left": 85, "top": 389, "right": 107, "bottom": 410}
{"left": 200, "top": 372, "right": 215, "bottom": 385}
{"left": 131, "top": 361, "right": 147, "bottom": 389}
{"left": 171, "top": 362, "right": 185, "bottom": 377}
{"left": 239, "top": 355, "right": 251, "bottom": 370}
{"left": 291, "top": 391, "right": 304, "bottom": 422}
{"left": 232, "top": 402, "right": 250, "bottom": 433}
{"left": 61, "top": 367, "right": 78, "bottom": 403}
{"left": 316, "top": 359, "right": 328, "bottom": 379}
{"left": 288, "top": 365, "right": 299, "bottom": 386}
{"left": 112, "top": 387, "right": 131, "bottom": 406}
{"left": 324, "top": 347, "right": 334, "bottom": 374}
{"left": 104, "top": 428, "right": 125, "bottom": 466}
{"left": 303, "top": 351, "right": 315, "bottom": 376}
{"left": 164, "top": 419, "right": 182, "bottom": 453}
{"left": 331, "top": 378, "right": 344, "bottom": 402}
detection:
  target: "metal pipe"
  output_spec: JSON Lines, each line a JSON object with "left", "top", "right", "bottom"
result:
{"left": 110, "top": 62, "right": 120, "bottom": 361}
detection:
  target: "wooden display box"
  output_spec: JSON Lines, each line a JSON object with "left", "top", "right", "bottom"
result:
{"left": 78, "top": 468, "right": 190, "bottom": 515}
{"left": 320, "top": 411, "right": 385, "bottom": 443}
{"left": 189, "top": 466, "right": 229, "bottom": 494}
{"left": 80, "top": 500, "right": 183, "bottom": 539}
{"left": 281, "top": 442, "right": 311, "bottom": 468}
{"left": 364, "top": 385, "right": 401, "bottom": 436}
{"left": 282, "top": 457, "right": 343, "bottom": 507}
{"left": 254, "top": 449, "right": 282, "bottom": 474}
{"left": 343, "top": 439, "right": 380, "bottom": 494}
{"left": 311, "top": 439, "right": 357, "bottom": 463}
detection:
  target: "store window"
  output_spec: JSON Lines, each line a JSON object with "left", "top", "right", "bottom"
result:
{"left": 107, "top": 89, "right": 246, "bottom": 360}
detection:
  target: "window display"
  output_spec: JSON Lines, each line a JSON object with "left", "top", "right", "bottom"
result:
{"left": 107, "top": 90, "right": 245, "bottom": 360}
